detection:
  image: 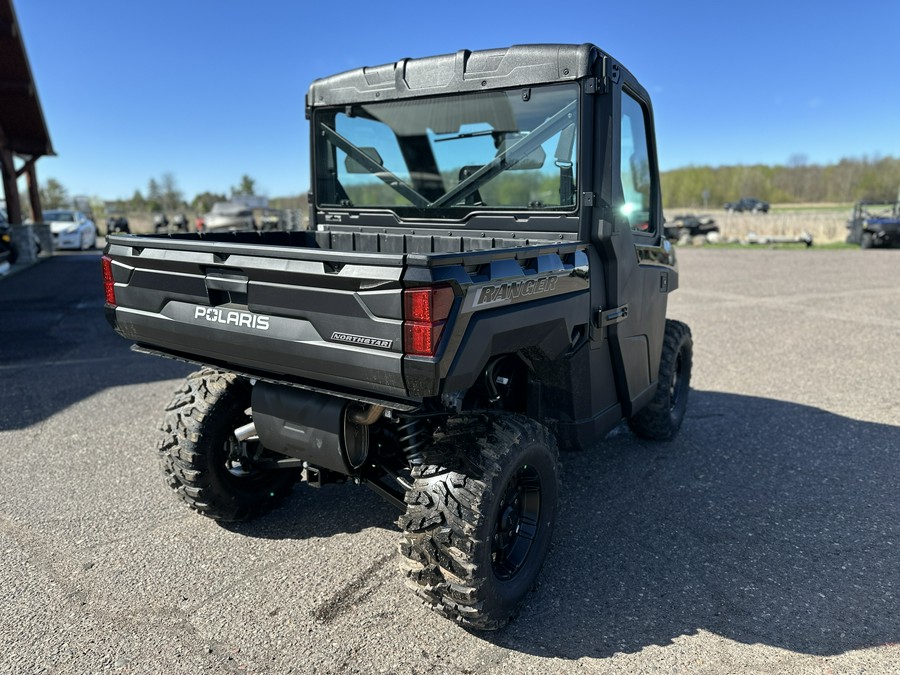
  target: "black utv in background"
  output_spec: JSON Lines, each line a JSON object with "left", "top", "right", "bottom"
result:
{"left": 102, "top": 43, "right": 693, "bottom": 630}
{"left": 725, "top": 197, "right": 769, "bottom": 213}
{"left": 846, "top": 200, "right": 900, "bottom": 249}
{"left": 106, "top": 213, "right": 130, "bottom": 235}
{"left": 665, "top": 213, "right": 718, "bottom": 241}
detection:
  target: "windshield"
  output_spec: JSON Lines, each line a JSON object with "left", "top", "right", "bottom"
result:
{"left": 314, "top": 83, "right": 579, "bottom": 217}
{"left": 210, "top": 202, "right": 250, "bottom": 215}
{"left": 45, "top": 211, "right": 75, "bottom": 222}
{"left": 859, "top": 202, "right": 900, "bottom": 220}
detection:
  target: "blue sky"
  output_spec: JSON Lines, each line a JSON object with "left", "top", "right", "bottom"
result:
{"left": 13, "top": 0, "right": 900, "bottom": 201}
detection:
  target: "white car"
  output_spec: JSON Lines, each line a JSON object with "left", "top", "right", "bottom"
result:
{"left": 45, "top": 210, "right": 98, "bottom": 250}
{"left": 204, "top": 202, "right": 254, "bottom": 232}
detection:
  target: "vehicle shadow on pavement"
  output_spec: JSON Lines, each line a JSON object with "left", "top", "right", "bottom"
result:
{"left": 493, "top": 390, "right": 900, "bottom": 659}
{"left": 220, "top": 482, "right": 399, "bottom": 541}
{"left": 0, "top": 252, "right": 194, "bottom": 431}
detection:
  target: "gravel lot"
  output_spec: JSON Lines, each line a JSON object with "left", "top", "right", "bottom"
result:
{"left": 0, "top": 247, "right": 897, "bottom": 674}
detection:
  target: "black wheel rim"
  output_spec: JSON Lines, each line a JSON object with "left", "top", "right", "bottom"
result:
{"left": 492, "top": 465, "right": 542, "bottom": 581}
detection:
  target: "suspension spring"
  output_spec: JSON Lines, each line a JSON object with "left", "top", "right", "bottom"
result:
{"left": 397, "top": 417, "right": 428, "bottom": 466}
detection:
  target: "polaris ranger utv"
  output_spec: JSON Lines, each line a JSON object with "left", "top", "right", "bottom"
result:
{"left": 102, "top": 43, "right": 692, "bottom": 630}
{"left": 846, "top": 200, "right": 900, "bottom": 249}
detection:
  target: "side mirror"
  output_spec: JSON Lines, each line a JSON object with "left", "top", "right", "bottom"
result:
{"left": 496, "top": 133, "right": 546, "bottom": 170}
{"left": 344, "top": 147, "right": 384, "bottom": 174}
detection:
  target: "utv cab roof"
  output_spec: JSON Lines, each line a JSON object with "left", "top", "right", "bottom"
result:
{"left": 307, "top": 43, "right": 607, "bottom": 109}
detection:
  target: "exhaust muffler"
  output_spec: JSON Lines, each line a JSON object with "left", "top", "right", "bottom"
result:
{"left": 247, "top": 382, "right": 380, "bottom": 475}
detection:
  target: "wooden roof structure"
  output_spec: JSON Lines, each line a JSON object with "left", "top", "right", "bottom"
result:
{"left": 0, "top": 0, "right": 53, "bottom": 224}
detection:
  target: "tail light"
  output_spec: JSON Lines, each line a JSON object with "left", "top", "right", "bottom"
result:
{"left": 101, "top": 255, "right": 116, "bottom": 306}
{"left": 403, "top": 285, "right": 454, "bottom": 357}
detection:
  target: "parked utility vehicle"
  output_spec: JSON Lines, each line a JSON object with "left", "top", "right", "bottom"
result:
{"left": 102, "top": 43, "right": 692, "bottom": 630}
{"left": 846, "top": 200, "right": 900, "bottom": 249}
{"left": 724, "top": 197, "right": 769, "bottom": 213}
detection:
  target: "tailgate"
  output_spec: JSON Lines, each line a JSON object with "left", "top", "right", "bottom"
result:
{"left": 104, "top": 236, "right": 409, "bottom": 398}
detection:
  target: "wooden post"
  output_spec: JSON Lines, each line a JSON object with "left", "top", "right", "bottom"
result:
{"left": 0, "top": 146, "right": 23, "bottom": 224}
{"left": 24, "top": 157, "right": 42, "bottom": 222}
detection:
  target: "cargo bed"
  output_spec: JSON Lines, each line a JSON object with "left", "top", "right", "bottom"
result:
{"left": 103, "top": 228, "right": 582, "bottom": 402}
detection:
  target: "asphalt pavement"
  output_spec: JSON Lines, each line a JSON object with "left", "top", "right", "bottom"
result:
{"left": 0, "top": 247, "right": 898, "bottom": 674}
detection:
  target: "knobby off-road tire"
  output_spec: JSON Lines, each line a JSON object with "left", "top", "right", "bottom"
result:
{"left": 398, "top": 414, "right": 559, "bottom": 630}
{"left": 628, "top": 319, "right": 693, "bottom": 441}
{"left": 158, "top": 369, "right": 299, "bottom": 521}
{"left": 860, "top": 232, "right": 874, "bottom": 249}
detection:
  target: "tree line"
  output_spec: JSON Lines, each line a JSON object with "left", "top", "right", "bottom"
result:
{"left": 121, "top": 173, "right": 259, "bottom": 214}
{"left": 26, "top": 173, "right": 262, "bottom": 216}
{"left": 661, "top": 156, "right": 900, "bottom": 208}
{"left": 26, "top": 156, "right": 900, "bottom": 218}
{"left": 304, "top": 155, "right": 900, "bottom": 210}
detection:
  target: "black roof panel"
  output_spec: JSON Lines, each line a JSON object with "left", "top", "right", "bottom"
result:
{"left": 308, "top": 43, "right": 602, "bottom": 108}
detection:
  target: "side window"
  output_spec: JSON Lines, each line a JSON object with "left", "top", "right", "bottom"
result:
{"left": 620, "top": 91, "right": 655, "bottom": 234}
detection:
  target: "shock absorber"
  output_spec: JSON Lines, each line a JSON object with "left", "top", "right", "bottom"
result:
{"left": 397, "top": 416, "right": 428, "bottom": 466}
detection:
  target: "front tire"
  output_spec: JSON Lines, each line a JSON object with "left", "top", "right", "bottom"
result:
{"left": 158, "top": 369, "right": 299, "bottom": 521}
{"left": 860, "top": 232, "right": 874, "bottom": 249}
{"left": 398, "top": 414, "right": 559, "bottom": 630}
{"left": 628, "top": 319, "right": 693, "bottom": 441}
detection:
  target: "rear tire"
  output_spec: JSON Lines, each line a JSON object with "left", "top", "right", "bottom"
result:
{"left": 158, "top": 369, "right": 299, "bottom": 521}
{"left": 628, "top": 319, "right": 693, "bottom": 441}
{"left": 398, "top": 414, "right": 559, "bottom": 630}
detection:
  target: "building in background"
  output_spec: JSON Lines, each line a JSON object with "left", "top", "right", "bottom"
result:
{"left": 0, "top": 0, "right": 54, "bottom": 226}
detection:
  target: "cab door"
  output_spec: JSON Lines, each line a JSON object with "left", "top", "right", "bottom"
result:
{"left": 594, "top": 76, "right": 675, "bottom": 414}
